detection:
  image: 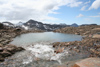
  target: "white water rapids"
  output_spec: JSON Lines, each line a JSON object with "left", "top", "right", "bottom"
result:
{"left": 23, "top": 43, "right": 68, "bottom": 64}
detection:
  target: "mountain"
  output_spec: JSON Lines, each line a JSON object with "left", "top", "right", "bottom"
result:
{"left": 80, "top": 24, "right": 97, "bottom": 26}
{"left": 71, "top": 23, "right": 78, "bottom": 27}
{"left": 2, "top": 22, "right": 14, "bottom": 27}
{"left": 16, "top": 22, "right": 24, "bottom": 26}
{"left": 23, "top": 19, "right": 70, "bottom": 31}
{"left": 1, "top": 20, "right": 80, "bottom": 31}
{"left": 0, "top": 23, "right": 4, "bottom": 29}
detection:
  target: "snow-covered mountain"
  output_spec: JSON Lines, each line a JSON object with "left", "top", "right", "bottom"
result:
{"left": 2, "top": 22, "right": 14, "bottom": 27}
{"left": 23, "top": 19, "right": 69, "bottom": 31}
{"left": 16, "top": 22, "right": 24, "bottom": 26}
{"left": 1, "top": 20, "right": 80, "bottom": 31}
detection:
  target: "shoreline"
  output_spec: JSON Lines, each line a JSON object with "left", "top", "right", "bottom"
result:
{"left": 0, "top": 24, "right": 43, "bottom": 62}
{"left": 53, "top": 25, "right": 100, "bottom": 57}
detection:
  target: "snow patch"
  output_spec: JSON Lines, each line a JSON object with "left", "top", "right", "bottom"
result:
{"left": 22, "top": 25, "right": 28, "bottom": 30}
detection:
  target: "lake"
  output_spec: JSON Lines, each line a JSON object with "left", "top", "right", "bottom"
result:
{"left": 10, "top": 32, "right": 82, "bottom": 46}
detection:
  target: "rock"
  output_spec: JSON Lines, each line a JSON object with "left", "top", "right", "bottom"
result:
{"left": 53, "top": 42, "right": 60, "bottom": 47}
{"left": 0, "top": 23, "right": 4, "bottom": 29}
{"left": 72, "top": 58, "right": 100, "bottom": 67}
{"left": 1, "top": 50, "right": 11, "bottom": 57}
{"left": 14, "top": 28, "right": 22, "bottom": 32}
{"left": 16, "top": 47, "right": 25, "bottom": 51}
{"left": 51, "top": 64, "right": 67, "bottom": 67}
{"left": 73, "top": 49, "right": 80, "bottom": 53}
{"left": 0, "top": 44, "right": 3, "bottom": 47}
{"left": 0, "top": 57, "right": 4, "bottom": 62}
{"left": 6, "top": 47, "right": 16, "bottom": 54}
{"left": 0, "top": 47, "right": 4, "bottom": 52}
{"left": 54, "top": 48, "right": 64, "bottom": 54}
{"left": 57, "top": 65, "right": 67, "bottom": 67}
{"left": 92, "top": 34, "right": 100, "bottom": 38}
{"left": 5, "top": 45, "right": 24, "bottom": 54}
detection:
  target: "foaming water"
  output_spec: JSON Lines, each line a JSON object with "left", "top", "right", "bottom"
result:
{"left": 26, "top": 44, "right": 68, "bottom": 64}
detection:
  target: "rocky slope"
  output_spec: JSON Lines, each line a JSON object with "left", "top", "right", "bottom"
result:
{"left": 54, "top": 25, "right": 100, "bottom": 36}
{"left": 53, "top": 25, "right": 100, "bottom": 66}
{"left": 53, "top": 25, "right": 100, "bottom": 56}
{"left": 0, "top": 23, "right": 43, "bottom": 62}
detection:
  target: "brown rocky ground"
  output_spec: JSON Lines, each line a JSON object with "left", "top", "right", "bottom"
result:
{"left": 53, "top": 25, "right": 100, "bottom": 67}
{"left": 0, "top": 23, "right": 43, "bottom": 62}
{"left": 53, "top": 25, "right": 100, "bottom": 57}
{"left": 54, "top": 25, "right": 100, "bottom": 36}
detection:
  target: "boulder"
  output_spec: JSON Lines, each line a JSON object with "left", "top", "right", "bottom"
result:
{"left": 16, "top": 47, "right": 25, "bottom": 51}
{"left": 54, "top": 48, "right": 64, "bottom": 54}
{"left": 0, "top": 56, "right": 4, "bottom": 62}
{"left": 92, "top": 34, "right": 100, "bottom": 38}
{"left": 72, "top": 58, "right": 100, "bottom": 67}
{"left": 0, "top": 44, "right": 3, "bottom": 47}
{"left": 0, "top": 47, "right": 4, "bottom": 52}
{"left": 5, "top": 45, "right": 24, "bottom": 54}
{"left": 1, "top": 50, "right": 11, "bottom": 57}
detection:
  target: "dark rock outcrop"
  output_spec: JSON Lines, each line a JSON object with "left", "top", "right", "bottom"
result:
{"left": 0, "top": 23, "right": 4, "bottom": 29}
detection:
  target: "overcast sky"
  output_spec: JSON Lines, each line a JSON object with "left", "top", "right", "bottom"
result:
{"left": 0, "top": 0, "right": 100, "bottom": 25}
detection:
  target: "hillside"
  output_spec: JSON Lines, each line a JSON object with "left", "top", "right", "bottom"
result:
{"left": 54, "top": 25, "right": 100, "bottom": 36}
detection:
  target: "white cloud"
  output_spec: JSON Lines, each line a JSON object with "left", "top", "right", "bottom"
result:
{"left": 0, "top": 0, "right": 82, "bottom": 23}
{"left": 89, "top": 15, "right": 100, "bottom": 17}
{"left": 80, "top": 0, "right": 90, "bottom": 11}
{"left": 76, "top": 14, "right": 84, "bottom": 17}
{"left": 81, "top": 5, "right": 87, "bottom": 11}
{"left": 85, "top": 0, "right": 91, "bottom": 4}
{"left": 89, "top": 0, "right": 100, "bottom": 10}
